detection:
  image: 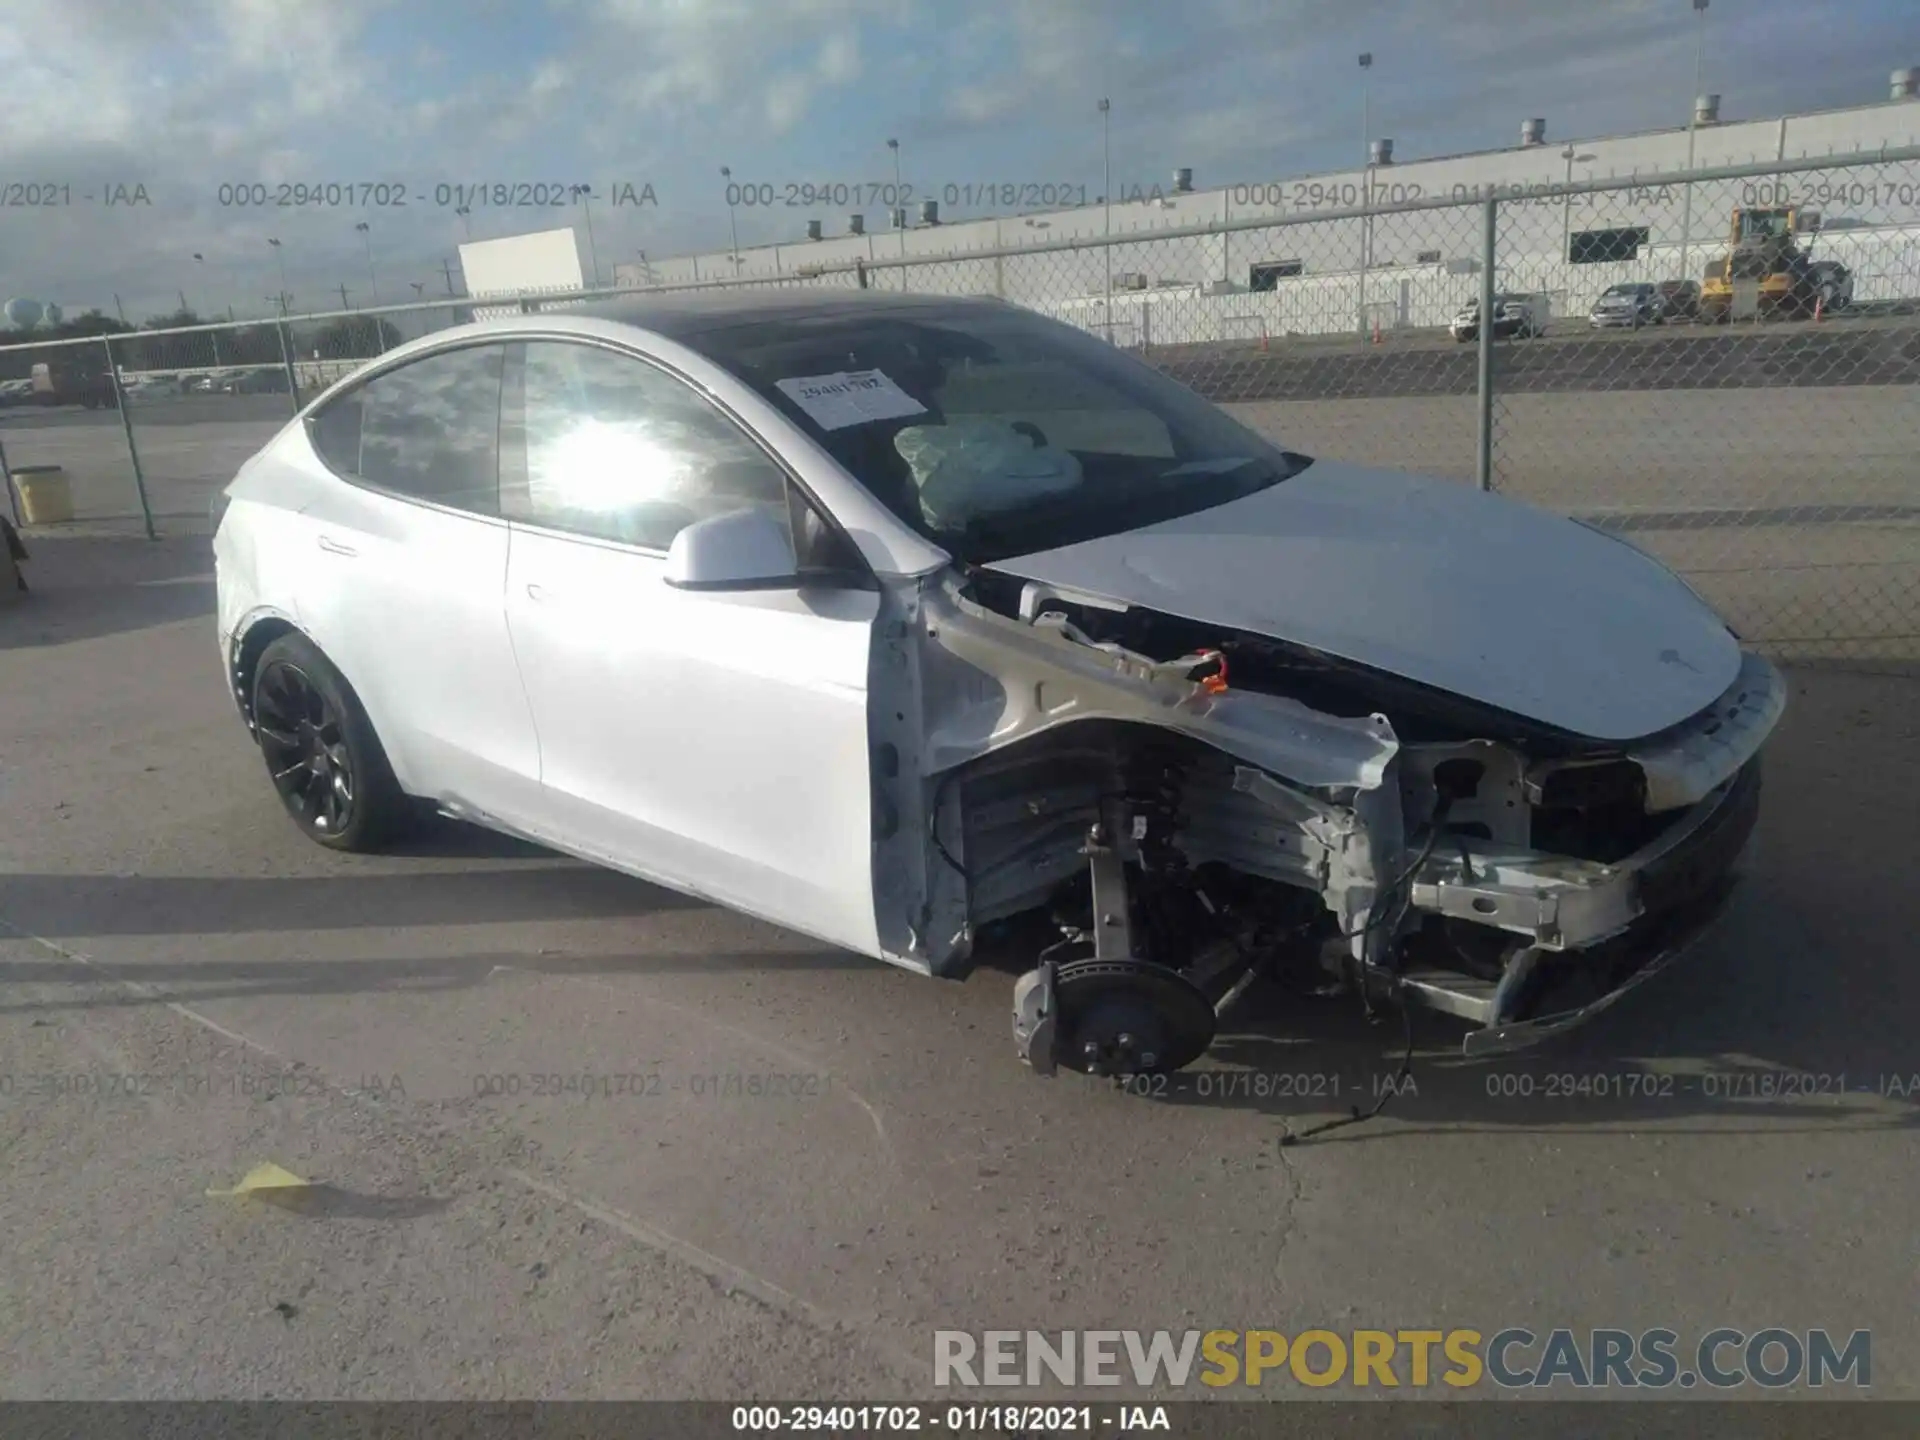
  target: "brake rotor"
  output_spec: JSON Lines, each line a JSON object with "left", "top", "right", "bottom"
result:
{"left": 1053, "top": 957, "right": 1217, "bottom": 1077}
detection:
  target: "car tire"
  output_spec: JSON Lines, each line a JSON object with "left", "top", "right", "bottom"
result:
{"left": 250, "top": 631, "right": 410, "bottom": 852}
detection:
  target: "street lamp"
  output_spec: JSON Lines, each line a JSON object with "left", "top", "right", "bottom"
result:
{"left": 886, "top": 138, "right": 904, "bottom": 262}
{"left": 267, "top": 237, "right": 289, "bottom": 312}
{"left": 1098, "top": 97, "right": 1112, "bottom": 337}
{"left": 454, "top": 205, "right": 472, "bottom": 240}
{"left": 719, "top": 166, "right": 742, "bottom": 267}
{"left": 354, "top": 221, "right": 379, "bottom": 307}
{"left": 1357, "top": 52, "right": 1374, "bottom": 337}
{"left": 1561, "top": 146, "right": 1598, "bottom": 260}
{"left": 570, "top": 184, "right": 600, "bottom": 287}
{"left": 1677, "top": 0, "right": 1710, "bottom": 284}
{"left": 193, "top": 252, "right": 222, "bottom": 366}
{"left": 410, "top": 281, "right": 425, "bottom": 299}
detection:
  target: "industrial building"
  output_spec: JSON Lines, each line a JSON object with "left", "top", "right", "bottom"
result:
{"left": 592, "top": 72, "right": 1920, "bottom": 345}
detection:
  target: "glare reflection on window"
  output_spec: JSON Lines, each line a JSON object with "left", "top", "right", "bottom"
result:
{"left": 528, "top": 416, "right": 687, "bottom": 514}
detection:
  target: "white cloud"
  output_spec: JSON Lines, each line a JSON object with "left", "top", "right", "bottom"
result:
{"left": 0, "top": 0, "right": 1907, "bottom": 321}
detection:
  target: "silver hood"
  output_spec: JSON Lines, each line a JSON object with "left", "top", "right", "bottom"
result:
{"left": 986, "top": 459, "right": 1742, "bottom": 742}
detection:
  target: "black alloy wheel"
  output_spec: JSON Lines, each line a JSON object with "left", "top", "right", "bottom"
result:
{"left": 255, "top": 659, "right": 357, "bottom": 837}
{"left": 249, "top": 632, "right": 408, "bottom": 851}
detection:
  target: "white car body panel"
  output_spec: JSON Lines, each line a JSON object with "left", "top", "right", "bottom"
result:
{"left": 283, "top": 453, "right": 545, "bottom": 821}
{"left": 984, "top": 460, "right": 1741, "bottom": 743}
{"left": 502, "top": 524, "right": 884, "bottom": 956}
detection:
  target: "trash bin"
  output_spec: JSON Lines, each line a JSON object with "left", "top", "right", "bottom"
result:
{"left": 14, "top": 464, "right": 74, "bottom": 525}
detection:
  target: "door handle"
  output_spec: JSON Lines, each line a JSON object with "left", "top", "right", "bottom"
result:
{"left": 524, "top": 582, "right": 552, "bottom": 602}
{"left": 316, "top": 535, "right": 357, "bottom": 556}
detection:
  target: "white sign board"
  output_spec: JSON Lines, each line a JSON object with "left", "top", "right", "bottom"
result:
{"left": 458, "top": 228, "right": 585, "bottom": 298}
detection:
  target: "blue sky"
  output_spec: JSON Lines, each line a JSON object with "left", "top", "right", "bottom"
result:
{"left": 0, "top": 0, "right": 1912, "bottom": 322}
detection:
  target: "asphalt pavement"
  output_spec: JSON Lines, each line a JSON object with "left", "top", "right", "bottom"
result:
{"left": 1, "top": 533, "right": 1917, "bottom": 1402}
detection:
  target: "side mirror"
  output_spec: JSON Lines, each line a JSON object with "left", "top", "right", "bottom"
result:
{"left": 664, "top": 506, "right": 800, "bottom": 592}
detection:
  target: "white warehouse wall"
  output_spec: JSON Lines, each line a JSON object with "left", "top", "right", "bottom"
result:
{"left": 602, "top": 94, "right": 1920, "bottom": 314}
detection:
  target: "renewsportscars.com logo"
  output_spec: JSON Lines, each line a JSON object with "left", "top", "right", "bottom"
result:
{"left": 933, "top": 1328, "right": 1871, "bottom": 1391}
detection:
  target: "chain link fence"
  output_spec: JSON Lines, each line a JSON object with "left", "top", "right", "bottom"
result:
{"left": 2, "top": 148, "right": 1915, "bottom": 663}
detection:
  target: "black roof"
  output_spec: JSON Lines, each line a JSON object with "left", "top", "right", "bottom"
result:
{"left": 569, "top": 288, "right": 1010, "bottom": 341}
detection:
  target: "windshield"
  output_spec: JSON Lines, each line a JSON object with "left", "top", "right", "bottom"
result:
{"left": 1602, "top": 284, "right": 1646, "bottom": 298}
{"left": 685, "top": 302, "right": 1311, "bottom": 563}
{"left": 1739, "top": 210, "right": 1794, "bottom": 241}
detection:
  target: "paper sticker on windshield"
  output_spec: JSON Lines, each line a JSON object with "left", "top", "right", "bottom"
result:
{"left": 775, "top": 369, "right": 928, "bottom": 431}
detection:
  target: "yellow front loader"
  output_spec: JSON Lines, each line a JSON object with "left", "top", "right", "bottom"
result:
{"left": 1698, "top": 206, "right": 1824, "bottom": 322}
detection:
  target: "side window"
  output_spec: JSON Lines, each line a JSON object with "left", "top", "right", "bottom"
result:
{"left": 504, "top": 341, "right": 790, "bottom": 551}
{"left": 309, "top": 345, "right": 505, "bottom": 515}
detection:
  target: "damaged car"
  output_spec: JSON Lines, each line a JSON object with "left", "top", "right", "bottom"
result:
{"left": 212, "top": 292, "right": 1783, "bottom": 1077}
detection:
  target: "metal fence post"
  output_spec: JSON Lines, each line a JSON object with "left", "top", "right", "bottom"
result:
{"left": 1475, "top": 196, "right": 1497, "bottom": 493}
{"left": 276, "top": 320, "right": 302, "bottom": 411}
{"left": 104, "top": 335, "right": 158, "bottom": 539}
{"left": 0, "top": 432, "right": 19, "bottom": 527}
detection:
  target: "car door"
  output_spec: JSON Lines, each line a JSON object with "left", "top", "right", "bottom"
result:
{"left": 498, "top": 338, "right": 884, "bottom": 955}
{"left": 294, "top": 341, "right": 544, "bottom": 825}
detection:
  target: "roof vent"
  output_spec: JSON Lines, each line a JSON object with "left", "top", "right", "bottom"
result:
{"left": 1369, "top": 137, "right": 1394, "bottom": 165}
{"left": 1894, "top": 68, "right": 1918, "bottom": 100}
{"left": 919, "top": 199, "right": 940, "bottom": 226}
{"left": 1520, "top": 118, "right": 1546, "bottom": 146}
{"left": 890, "top": 206, "right": 908, "bottom": 230}
{"left": 1693, "top": 93, "right": 1720, "bottom": 125}
{"left": 805, "top": 219, "right": 823, "bottom": 241}
{"left": 848, "top": 213, "right": 864, "bottom": 235}
{"left": 1173, "top": 167, "right": 1193, "bottom": 193}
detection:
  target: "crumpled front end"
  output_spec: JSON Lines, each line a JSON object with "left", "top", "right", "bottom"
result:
{"left": 870, "top": 567, "right": 1784, "bottom": 1068}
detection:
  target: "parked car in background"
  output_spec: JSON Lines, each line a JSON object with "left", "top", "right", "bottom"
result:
{"left": 224, "top": 366, "right": 291, "bottom": 395}
{"left": 0, "top": 378, "right": 36, "bottom": 406}
{"left": 1655, "top": 279, "right": 1701, "bottom": 321}
{"left": 1590, "top": 283, "right": 1665, "bottom": 329}
{"left": 213, "top": 291, "right": 1782, "bottom": 1076}
{"left": 30, "top": 359, "right": 119, "bottom": 408}
{"left": 1807, "top": 261, "right": 1853, "bottom": 312}
{"left": 1450, "top": 293, "right": 1543, "bottom": 342}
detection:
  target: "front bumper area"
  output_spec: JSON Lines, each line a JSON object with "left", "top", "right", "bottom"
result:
{"left": 1384, "top": 653, "right": 1782, "bottom": 1052}
{"left": 1385, "top": 760, "right": 1762, "bottom": 1054}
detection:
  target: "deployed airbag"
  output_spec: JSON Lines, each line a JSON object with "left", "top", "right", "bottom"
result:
{"left": 894, "top": 418, "right": 1083, "bottom": 532}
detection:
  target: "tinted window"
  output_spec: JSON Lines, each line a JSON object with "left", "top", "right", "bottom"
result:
{"left": 503, "top": 341, "right": 789, "bottom": 550}
{"left": 682, "top": 304, "right": 1310, "bottom": 563}
{"left": 309, "top": 344, "right": 505, "bottom": 514}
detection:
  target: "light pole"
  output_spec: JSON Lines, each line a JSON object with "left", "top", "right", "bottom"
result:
{"left": 1677, "top": 0, "right": 1710, "bottom": 284}
{"left": 354, "top": 221, "right": 378, "bottom": 306}
{"left": 193, "top": 253, "right": 222, "bottom": 367}
{"left": 571, "top": 184, "right": 600, "bottom": 287}
{"left": 410, "top": 281, "right": 425, "bottom": 300}
{"left": 1357, "top": 52, "right": 1373, "bottom": 338}
{"left": 267, "top": 238, "right": 289, "bottom": 312}
{"left": 1561, "top": 146, "right": 1598, "bottom": 261}
{"left": 887, "top": 138, "right": 904, "bottom": 262}
{"left": 454, "top": 205, "right": 472, "bottom": 240}
{"left": 719, "top": 166, "right": 742, "bottom": 268}
{"left": 1098, "top": 97, "right": 1112, "bottom": 338}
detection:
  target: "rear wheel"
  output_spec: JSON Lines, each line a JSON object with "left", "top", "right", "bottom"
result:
{"left": 251, "top": 632, "right": 409, "bottom": 851}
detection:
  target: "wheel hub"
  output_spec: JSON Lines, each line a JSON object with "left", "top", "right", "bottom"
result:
{"left": 1051, "top": 958, "right": 1217, "bottom": 1077}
